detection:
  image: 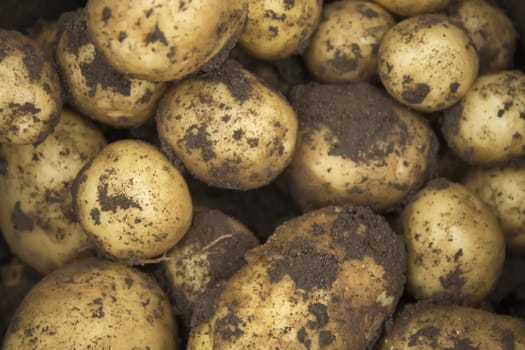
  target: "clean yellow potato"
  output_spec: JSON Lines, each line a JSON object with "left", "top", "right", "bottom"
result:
{"left": 157, "top": 60, "right": 298, "bottom": 190}
{"left": 86, "top": 0, "right": 247, "bottom": 81}
{"left": 464, "top": 165, "right": 525, "bottom": 250}
{"left": 239, "top": 0, "right": 323, "bottom": 60}
{"left": 56, "top": 10, "right": 168, "bottom": 128}
{"left": 401, "top": 179, "right": 505, "bottom": 303}
{"left": 73, "top": 139, "right": 193, "bottom": 263}
{"left": 378, "top": 14, "right": 479, "bottom": 112}
{"left": 372, "top": 0, "right": 450, "bottom": 17}
{"left": 442, "top": 70, "right": 525, "bottom": 165}
{"left": 0, "top": 108, "right": 106, "bottom": 274}
{"left": 2, "top": 258, "right": 177, "bottom": 349}
{"left": 188, "top": 205, "right": 406, "bottom": 350}
{"left": 304, "top": 0, "right": 395, "bottom": 83}
{"left": 0, "top": 29, "right": 62, "bottom": 144}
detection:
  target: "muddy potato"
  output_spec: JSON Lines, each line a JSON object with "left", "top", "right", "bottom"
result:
{"left": 239, "top": 0, "right": 323, "bottom": 60}
{"left": 442, "top": 70, "right": 525, "bottom": 165}
{"left": 0, "top": 108, "right": 106, "bottom": 274}
{"left": 2, "top": 258, "right": 177, "bottom": 349}
{"left": 448, "top": 0, "right": 517, "bottom": 74}
{"left": 379, "top": 302, "right": 525, "bottom": 349}
{"left": 157, "top": 60, "right": 298, "bottom": 190}
{"left": 372, "top": 0, "right": 450, "bottom": 17}
{"left": 463, "top": 165, "right": 525, "bottom": 250}
{"left": 378, "top": 14, "right": 479, "bottom": 112}
{"left": 286, "top": 83, "right": 437, "bottom": 212}
{"left": 56, "top": 10, "right": 168, "bottom": 128}
{"left": 303, "top": 0, "right": 395, "bottom": 83}
{"left": 73, "top": 139, "right": 193, "bottom": 263}
{"left": 401, "top": 179, "right": 505, "bottom": 303}
{"left": 86, "top": 0, "right": 247, "bottom": 81}
{"left": 188, "top": 205, "right": 406, "bottom": 350}
{"left": 0, "top": 29, "right": 62, "bottom": 144}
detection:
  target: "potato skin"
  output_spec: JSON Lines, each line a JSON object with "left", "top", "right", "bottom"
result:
{"left": 0, "top": 108, "right": 106, "bottom": 274}
{"left": 2, "top": 258, "right": 177, "bottom": 349}
{"left": 372, "top": 0, "right": 450, "bottom": 17}
{"left": 188, "top": 205, "right": 406, "bottom": 350}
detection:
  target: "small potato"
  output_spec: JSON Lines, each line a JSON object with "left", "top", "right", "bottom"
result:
{"left": 2, "top": 257, "right": 177, "bottom": 349}
{"left": 448, "top": 0, "right": 518, "bottom": 73}
{"left": 463, "top": 165, "right": 525, "bottom": 250}
{"left": 0, "top": 108, "right": 106, "bottom": 274}
{"left": 73, "top": 139, "right": 193, "bottom": 263}
{"left": 372, "top": 0, "right": 450, "bottom": 17}
{"left": 379, "top": 302, "right": 525, "bottom": 349}
{"left": 86, "top": 0, "right": 247, "bottom": 81}
{"left": 157, "top": 60, "right": 298, "bottom": 190}
{"left": 378, "top": 14, "right": 479, "bottom": 112}
{"left": 401, "top": 179, "right": 505, "bottom": 303}
{"left": 0, "top": 29, "right": 62, "bottom": 144}
{"left": 188, "top": 205, "right": 406, "bottom": 350}
{"left": 303, "top": 0, "right": 395, "bottom": 83}
{"left": 286, "top": 82, "right": 437, "bottom": 212}
{"left": 239, "top": 0, "right": 323, "bottom": 60}
{"left": 56, "top": 10, "right": 168, "bottom": 128}
{"left": 442, "top": 70, "right": 525, "bottom": 165}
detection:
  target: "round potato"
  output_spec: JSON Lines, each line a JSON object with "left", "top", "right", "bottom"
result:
{"left": 2, "top": 257, "right": 177, "bottom": 349}
{"left": 239, "top": 0, "right": 323, "bottom": 60}
{"left": 303, "top": 0, "right": 395, "bottom": 83}
{"left": 372, "top": 0, "right": 450, "bottom": 17}
{"left": 157, "top": 60, "right": 298, "bottom": 190}
{"left": 0, "top": 108, "right": 106, "bottom": 274}
{"left": 86, "top": 0, "right": 247, "bottom": 81}
{"left": 401, "top": 179, "right": 505, "bottom": 303}
{"left": 73, "top": 139, "right": 193, "bottom": 263}
{"left": 0, "top": 29, "right": 62, "bottom": 144}
{"left": 378, "top": 14, "right": 479, "bottom": 112}
{"left": 56, "top": 10, "right": 168, "bottom": 128}
{"left": 442, "top": 70, "right": 525, "bottom": 165}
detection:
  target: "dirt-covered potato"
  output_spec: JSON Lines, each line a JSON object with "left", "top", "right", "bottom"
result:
{"left": 0, "top": 108, "right": 106, "bottom": 274}
{"left": 442, "top": 70, "right": 525, "bottom": 165}
{"left": 86, "top": 0, "right": 247, "bottom": 81}
{"left": 285, "top": 82, "right": 437, "bottom": 212}
{"left": 188, "top": 205, "right": 406, "bottom": 349}
{"left": 372, "top": 0, "right": 450, "bottom": 17}
{"left": 0, "top": 29, "right": 62, "bottom": 144}
{"left": 378, "top": 14, "right": 479, "bottom": 112}
{"left": 56, "top": 10, "right": 168, "bottom": 128}
{"left": 239, "top": 0, "right": 323, "bottom": 60}
{"left": 448, "top": 0, "right": 517, "bottom": 74}
{"left": 401, "top": 179, "right": 505, "bottom": 303}
{"left": 2, "top": 257, "right": 177, "bottom": 349}
{"left": 303, "top": 0, "right": 395, "bottom": 83}
{"left": 27, "top": 20, "right": 59, "bottom": 62}
{"left": 73, "top": 139, "right": 193, "bottom": 263}
{"left": 463, "top": 165, "right": 525, "bottom": 250}
{"left": 157, "top": 60, "right": 298, "bottom": 190}
{"left": 379, "top": 302, "right": 525, "bottom": 349}
{"left": 163, "top": 208, "right": 259, "bottom": 326}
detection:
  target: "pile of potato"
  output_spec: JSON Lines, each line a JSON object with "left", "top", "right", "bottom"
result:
{"left": 1, "top": 0, "right": 525, "bottom": 348}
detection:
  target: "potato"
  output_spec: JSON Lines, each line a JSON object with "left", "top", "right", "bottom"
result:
{"left": 86, "top": 0, "right": 247, "bottom": 81}
{"left": 0, "top": 108, "right": 106, "bottom": 274}
{"left": 463, "top": 165, "right": 525, "bottom": 250}
{"left": 2, "top": 257, "right": 177, "bottom": 349}
{"left": 285, "top": 82, "right": 437, "bottom": 212}
{"left": 448, "top": 0, "right": 518, "bottom": 74}
{"left": 188, "top": 205, "right": 406, "bottom": 349}
{"left": 157, "top": 60, "right": 298, "bottom": 190}
{"left": 27, "top": 20, "right": 59, "bottom": 62}
{"left": 73, "top": 139, "right": 193, "bottom": 263}
{"left": 442, "top": 70, "right": 525, "bottom": 165}
{"left": 239, "top": 0, "right": 323, "bottom": 60}
{"left": 379, "top": 302, "right": 525, "bottom": 349}
{"left": 401, "top": 179, "right": 505, "bottom": 303}
{"left": 0, "top": 29, "right": 62, "bottom": 144}
{"left": 303, "top": 0, "right": 395, "bottom": 83}
{"left": 378, "top": 14, "right": 479, "bottom": 112}
{"left": 372, "top": 0, "right": 450, "bottom": 17}
{"left": 56, "top": 10, "right": 168, "bottom": 128}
